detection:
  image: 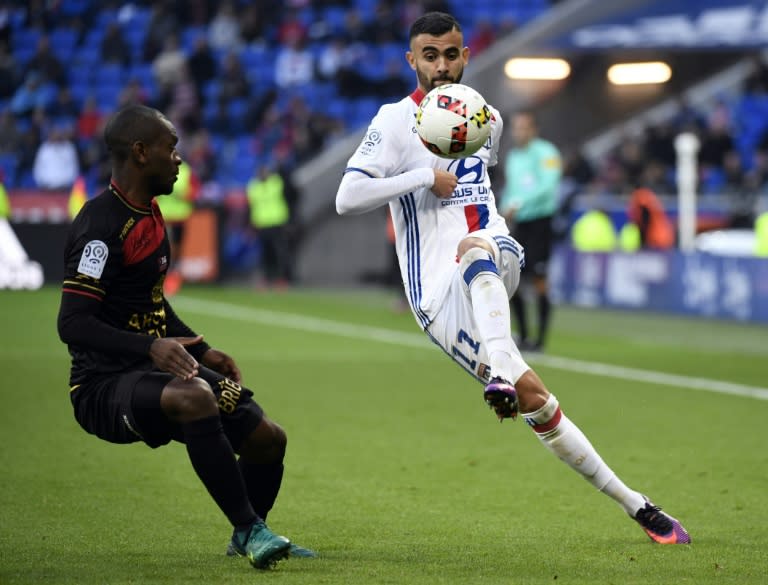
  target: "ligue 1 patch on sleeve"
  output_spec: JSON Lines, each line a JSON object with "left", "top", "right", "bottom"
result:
{"left": 77, "top": 240, "right": 109, "bottom": 278}
{"left": 358, "top": 128, "right": 382, "bottom": 157}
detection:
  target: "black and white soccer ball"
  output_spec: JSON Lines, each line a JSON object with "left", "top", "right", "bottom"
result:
{"left": 416, "top": 83, "right": 492, "bottom": 159}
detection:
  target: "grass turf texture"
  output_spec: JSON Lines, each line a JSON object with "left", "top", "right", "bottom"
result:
{"left": 1, "top": 285, "right": 766, "bottom": 584}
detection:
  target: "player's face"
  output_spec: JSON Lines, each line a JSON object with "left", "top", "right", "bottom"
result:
{"left": 147, "top": 116, "right": 182, "bottom": 196}
{"left": 407, "top": 29, "right": 468, "bottom": 93}
{"left": 512, "top": 114, "right": 536, "bottom": 147}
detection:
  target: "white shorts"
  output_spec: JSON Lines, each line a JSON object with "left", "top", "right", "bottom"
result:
{"left": 425, "top": 230, "right": 530, "bottom": 384}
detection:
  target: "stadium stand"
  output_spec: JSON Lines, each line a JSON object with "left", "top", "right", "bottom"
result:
{"left": 1, "top": 0, "right": 551, "bottom": 192}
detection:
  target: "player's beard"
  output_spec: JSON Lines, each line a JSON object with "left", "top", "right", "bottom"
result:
{"left": 418, "top": 67, "right": 464, "bottom": 91}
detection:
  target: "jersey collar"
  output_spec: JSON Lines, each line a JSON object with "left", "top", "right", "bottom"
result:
{"left": 409, "top": 88, "right": 426, "bottom": 105}
{"left": 109, "top": 180, "right": 152, "bottom": 213}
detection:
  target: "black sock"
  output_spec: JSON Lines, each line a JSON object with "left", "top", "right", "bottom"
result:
{"left": 238, "top": 460, "right": 284, "bottom": 521}
{"left": 182, "top": 415, "right": 257, "bottom": 529}
{"left": 536, "top": 293, "right": 551, "bottom": 346}
{"left": 510, "top": 293, "right": 528, "bottom": 341}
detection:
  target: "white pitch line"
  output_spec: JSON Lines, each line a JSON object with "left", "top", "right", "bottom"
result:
{"left": 174, "top": 296, "right": 768, "bottom": 401}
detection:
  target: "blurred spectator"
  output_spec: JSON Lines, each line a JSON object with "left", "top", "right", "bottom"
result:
{"left": 47, "top": 86, "right": 80, "bottom": 121}
{"left": 367, "top": 0, "right": 402, "bottom": 44}
{"left": 276, "top": 8, "right": 308, "bottom": 46}
{"left": 100, "top": 22, "right": 131, "bottom": 67}
{"left": 76, "top": 96, "right": 104, "bottom": 141}
{"left": 721, "top": 150, "right": 760, "bottom": 229}
{"left": 0, "top": 4, "right": 11, "bottom": 49}
{"left": 10, "top": 72, "right": 55, "bottom": 117}
{"left": 373, "top": 57, "right": 409, "bottom": 98}
{"left": 246, "top": 162, "right": 294, "bottom": 286}
{"left": 239, "top": 4, "right": 269, "bottom": 45}
{"left": 244, "top": 88, "right": 278, "bottom": 133}
{"left": 571, "top": 208, "right": 618, "bottom": 252}
{"left": 337, "top": 43, "right": 372, "bottom": 98}
{"left": 183, "top": 128, "right": 216, "bottom": 183}
{"left": 698, "top": 104, "right": 735, "bottom": 170}
{"left": 274, "top": 33, "right": 314, "bottom": 88}
{"left": 218, "top": 52, "right": 250, "bottom": 101}
{"left": 743, "top": 54, "right": 768, "bottom": 94}
{"left": 644, "top": 122, "right": 677, "bottom": 168}
{"left": 317, "top": 35, "right": 346, "bottom": 82}
{"left": 33, "top": 123, "right": 80, "bottom": 191}
{"left": 670, "top": 96, "right": 705, "bottom": 134}
{"left": 152, "top": 33, "right": 187, "bottom": 95}
{"left": 640, "top": 159, "right": 675, "bottom": 195}
{"left": 0, "top": 43, "right": 19, "bottom": 99}
{"left": 164, "top": 64, "right": 200, "bottom": 131}
{"left": 143, "top": 1, "right": 179, "bottom": 61}
{"left": 26, "top": 35, "right": 65, "bottom": 86}
{"left": 0, "top": 110, "right": 22, "bottom": 155}
{"left": 208, "top": 1, "right": 243, "bottom": 52}
{"left": 468, "top": 17, "right": 496, "bottom": 55}
{"left": 208, "top": 95, "right": 238, "bottom": 138}
{"left": 187, "top": 34, "right": 217, "bottom": 100}
{"left": 615, "top": 137, "right": 646, "bottom": 190}
{"left": 623, "top": 187, "right": 675, "bottom": 250}
{"left": 117, "top": 78, "right": 149, "bottom": 108}
{"left": 341, "top": 8, "right": 368, "bottom": 43}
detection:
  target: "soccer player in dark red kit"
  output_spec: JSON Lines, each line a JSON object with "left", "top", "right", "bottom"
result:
{"left": 57, "top": 104, "right": 313, "bottom": 569}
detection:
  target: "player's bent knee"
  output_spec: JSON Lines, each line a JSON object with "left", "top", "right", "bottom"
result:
{"left": 458, "top": 246, "right": 500, "bottom": 292}
{"left": 160, "top": 377, "right": 218, "bottom": 422}
{"left": 239, "top": 417, "right": 287, "bottom": 462}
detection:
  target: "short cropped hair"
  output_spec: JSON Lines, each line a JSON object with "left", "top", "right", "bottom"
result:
{"left": 409, "top": 11, "right": 462, "bottom": 42}
{"left": 104, "top": 105, "right": 166, "bottom": 161}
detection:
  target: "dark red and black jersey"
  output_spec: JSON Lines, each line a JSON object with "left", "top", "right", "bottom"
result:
{"left": 58, "top": 184, "right": 209, "bottom": 386}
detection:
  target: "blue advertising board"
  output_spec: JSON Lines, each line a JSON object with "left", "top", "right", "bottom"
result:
{"left": 550, "top": 246, "right": 768, "bottom": 323}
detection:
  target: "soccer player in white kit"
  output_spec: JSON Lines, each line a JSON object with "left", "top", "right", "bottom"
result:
{"left": 335, "top": 11, "right": 690, "bottom": 545}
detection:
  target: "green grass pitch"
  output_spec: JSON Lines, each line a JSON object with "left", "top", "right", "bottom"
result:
{"left": 1, "top": 285, "right": 766, "bottom": 584}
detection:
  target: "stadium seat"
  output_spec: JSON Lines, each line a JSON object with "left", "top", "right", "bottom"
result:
{"left": 60, "top": 0, "right": 91, "bottom": 17}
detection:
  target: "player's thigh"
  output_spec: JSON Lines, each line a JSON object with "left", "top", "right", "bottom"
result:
{"left": 71, "top": 370, "right": 177, "bottom": 448}
{"left": 427, "top": 278, "right": 493, "bottom": 383}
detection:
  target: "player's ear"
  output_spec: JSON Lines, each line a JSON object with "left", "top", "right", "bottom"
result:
{"left": 131, "top": 140, "right": 148, "bottom": 165}
{"left": 462, "top": 46, "right": 470, "bottom": 63}
{"left": 406, "top": 51, "right": 416, "bottom": 70}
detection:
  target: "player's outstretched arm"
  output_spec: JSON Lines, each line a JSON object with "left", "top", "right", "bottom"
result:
{"left": 335, "top": 168, "right": 436, "bottom": 215}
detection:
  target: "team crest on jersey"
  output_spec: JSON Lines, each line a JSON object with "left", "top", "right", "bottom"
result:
{"left": 448, "top": 156, "right": 486, "bottom": 184}
{"left": 77, "top": 240, "right": 108, "bottom": 279}
{"left": 441, "top": 156, "right": 491, "bottom": 208}
{"left": 358, "top": 128, "right": 383, "bottom": 157}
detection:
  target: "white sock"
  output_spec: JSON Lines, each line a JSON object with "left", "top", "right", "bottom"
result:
{"left": 524, "top": 394, "right": 646, "bottom": 515}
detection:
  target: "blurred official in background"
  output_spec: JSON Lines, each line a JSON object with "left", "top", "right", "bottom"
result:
{"left": 498, "top": 111, "right": 561, "bottom": 351}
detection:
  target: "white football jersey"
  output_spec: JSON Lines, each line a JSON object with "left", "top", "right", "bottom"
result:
{"left": 343, "top": 89, "right": 508, "bottom": 329}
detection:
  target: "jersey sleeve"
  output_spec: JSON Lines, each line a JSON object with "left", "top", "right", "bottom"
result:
{"left": 58, "top": 209, "right": 155, "bottom": 356}
{"left": 336, "top": 104, "right": 435, "bottom": 215}
{"left": 61, "top": 211, "right": 124, "bottom": 302}
{"left": 488, "top": 106, "right": 504, "bottom": 168}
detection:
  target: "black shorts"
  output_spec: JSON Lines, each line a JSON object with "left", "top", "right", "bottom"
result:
{"left": 70, "top": 366, "right": 264, "bottom": 450}
{"left": 512, "top": 215, "right": 554, "bottom": 278}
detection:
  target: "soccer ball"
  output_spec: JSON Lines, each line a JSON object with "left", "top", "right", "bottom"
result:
{"left": 415, "top": 83, "right": 492, "bottom": 159}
